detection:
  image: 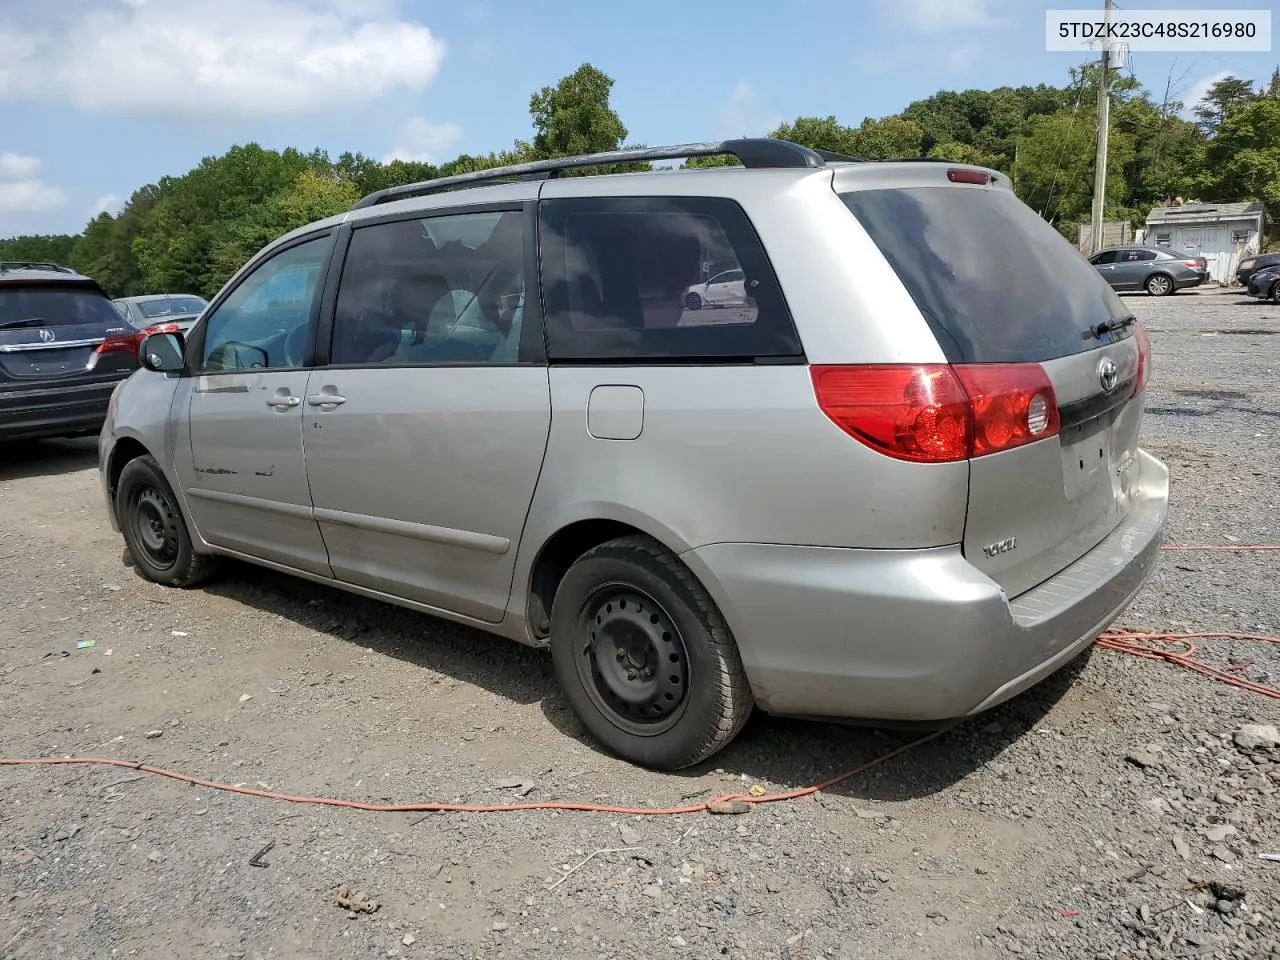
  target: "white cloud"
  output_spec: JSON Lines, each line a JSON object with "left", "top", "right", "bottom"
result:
{"left": 1180, "top": 70, "right": 1231, "bottom": 121}
{"left": 0, "top": 153, "right": 43, "bottom": 179}
{"left": 880, "top": 0, "right": 1003, "bottom": 33}
{"left": 0, "top": 180, "right": 69, "bottom": 215}
{"left": 0, "top": 153, "right": 67, "bottom": 216}
{"left": 383, "top": 118, "right": 464, "bottom": 163}
{"left": 947, "top": 43, "right": 981, "bottom": 71}
{"left": 0, "top": 0, "right": 447, "bottom": 119}
{"left": 92, "top": 193, "right": 122, "bottom": 217}
{"left": 720, "top": 83, "right": 783, "bottom": 139}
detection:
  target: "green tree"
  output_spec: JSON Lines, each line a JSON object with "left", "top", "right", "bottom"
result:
{"left": 1192, "top": 76, "right": 1256, "bottom": 133}
{"left": 849, "top": 115, "right": 925, "bottom": 159}
{"left": 0, "top": 234, "right": 77, "bottom": 264}
{"left": 1204, "top": 96, "right": 1280, "bottom": 208}
{"left": 770, "top": 116, "right": 861, "bottom": 156}
{"left": 1013, "top": 109, "right": 1133, "bottom": 232}
{"left": 530, "top": 63, "right": 628, "bottom": 159}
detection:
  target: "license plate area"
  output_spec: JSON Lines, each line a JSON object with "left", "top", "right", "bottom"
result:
{"left": 1061, "top": 415, "right": 1112, "bottom": 501}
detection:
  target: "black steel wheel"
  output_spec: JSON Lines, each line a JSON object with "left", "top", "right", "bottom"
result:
{"left": 575, "top": 584, "right": 690, "bottom": 735}
{"left": 115, "top": 454, "right": 216, "bottom": 587}
{"left": 550, "top": 535, "right": 753, "bottom": 770}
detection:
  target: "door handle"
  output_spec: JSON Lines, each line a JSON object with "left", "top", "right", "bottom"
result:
{"left": 307, "top": 393, "right": 346, "bottom": 407}
{"left": 265, "top": 395, "right": 300, "bottom": 408}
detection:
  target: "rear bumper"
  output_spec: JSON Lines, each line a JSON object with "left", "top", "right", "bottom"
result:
{"left": 0, "top": 378, "right": 126, "bottom": 442}
{"left": 1176, "top": 273, "right": 1205, "bottom": 289}
{"left": 683, "top": 449, "right": 1169, "bottom": 721}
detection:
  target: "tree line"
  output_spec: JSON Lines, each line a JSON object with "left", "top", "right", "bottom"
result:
{"left": 3, "top": 62, "right": 1277, "bottom": 299}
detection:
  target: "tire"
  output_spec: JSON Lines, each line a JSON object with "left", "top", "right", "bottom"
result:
{"left": 115, "top": 454, "right": 216, "bottom": 587}
{"left": 549, "top": 535, "right": 753, "bottom": 770}
{"left": 1145, "top": 273, "right": 1174, "bottom": 296}
{"left": 1270, "top": 281, "right": 1280, "bottom": 304}
{"left": 684, "top": 292, "right": 703, "bottom": 311}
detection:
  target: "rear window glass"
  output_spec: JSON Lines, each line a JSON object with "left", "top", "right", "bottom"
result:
{"left": 138, "top": 297, "right": 206, "bottom": 318}
{"left": 0, "top": 285, "right": 124, "bottom": 329}
{"left": 841, "top": 187, "right": 1129, "bottom": 363}
{"left": 539, "top": 197, "right": 802, "bottom": 361}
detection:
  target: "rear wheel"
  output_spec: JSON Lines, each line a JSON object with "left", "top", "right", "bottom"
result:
{"left": 1270, "top": 281, "right": 1280, "bottom": 303}
{"left": 116, "top": 455, "right": 216, "bottom": 587}
{"left": 1145, "top": 273, "right": 1174, "bottom": 296}
{"left": 549, "top": 535, "right": 753, "bottom": 770}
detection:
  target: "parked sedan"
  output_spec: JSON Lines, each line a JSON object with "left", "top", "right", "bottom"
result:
{"left": 1236, "top": 252, "right": 1280, "bottom": 286}
{"left": 113, "top": 294, "right": 208, "bottom": 334}
{"left": 0, "top": 263, "right": 142, "bottom": 442}
{"left": 1245, "top": 264, "right": 1280, "bottom": 302}
{"left": 1089, "top": 246, "right": 1206, "bottom": 296}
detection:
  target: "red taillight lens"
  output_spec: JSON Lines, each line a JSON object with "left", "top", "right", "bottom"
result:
{"left": 145, "top": 322, "right": 182, "bottom": 335}
{"left": 95, "top": 331, "right": 146, "bottom": 356}
{"left": 952, "top": 364, "right": 1060, "bottom": 457}
{"left": 811, "top": 363, "right": 1059, "bottom": 463}
{"left": 1134, "top": 322, "right": 1151, "bottom": 393}
{"left": 1181, "top": 259, "right": 1203, "bottom": 268}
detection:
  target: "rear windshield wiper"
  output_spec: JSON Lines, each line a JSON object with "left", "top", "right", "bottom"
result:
{"left": 0, "top": 316, "right": 48, "bottom": 330}
{"left": 1085, "top": 314, "right": 1136, "bottom": 340}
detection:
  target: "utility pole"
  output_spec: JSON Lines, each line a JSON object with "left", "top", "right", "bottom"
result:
{"left": 1089, "top": 0, "right": 1114, "bottom": 254}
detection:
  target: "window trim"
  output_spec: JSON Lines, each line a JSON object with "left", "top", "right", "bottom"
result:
{"left": 312, "top": 200, "right": 547, "bottom": 369}
{"left": 182, "top": 229, "right": 337, "bottom": 378}
{"left": 538, "top": 195, "right": 804, "bottom": 365}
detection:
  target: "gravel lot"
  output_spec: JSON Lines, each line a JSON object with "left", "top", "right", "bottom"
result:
{"left": 2, "top": 287, "right": 1278, "bottom": 960}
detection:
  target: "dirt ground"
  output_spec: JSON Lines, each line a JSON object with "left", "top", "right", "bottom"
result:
{"left": 2, "top": 288, "right": 1278, "bottom": 960}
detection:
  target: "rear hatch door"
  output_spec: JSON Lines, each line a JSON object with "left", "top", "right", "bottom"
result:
{"left": 0, "top": 281, "right": 138, "bottom": 383}
{"left": 841, "top": 176, "right": 1144, "bottom": 597}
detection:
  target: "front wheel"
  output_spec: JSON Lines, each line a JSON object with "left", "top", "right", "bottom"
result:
{"left": 684, "top": 292, "right": 703, "bottom": 311}
{"left": 1270, "top": 281, "right": 1280, "bottom": 303}
{"left": 549, "top": 535, "right": 753, "bottom": 770}
{"left": 116, "top": 455, "right": 216, "bottom": 587}
{"left": 1145, "top": 273, "right": 1174, "bottom": 296}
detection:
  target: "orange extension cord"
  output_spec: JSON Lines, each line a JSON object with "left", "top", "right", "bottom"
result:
{"left": 0, "top": 543, "right": 1275, "bottom": 816}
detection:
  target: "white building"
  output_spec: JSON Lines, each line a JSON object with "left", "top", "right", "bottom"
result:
{"left": 1135, "top": 201, "right": 1265, "bottom": 284}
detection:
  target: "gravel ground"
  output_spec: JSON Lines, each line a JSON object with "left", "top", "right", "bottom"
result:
{"left": 2, "top": 287, "right": 1278, "bottom": 960}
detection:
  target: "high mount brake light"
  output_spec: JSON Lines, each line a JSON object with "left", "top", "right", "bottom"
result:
{"left": 947, "top": 168, "right": 989, "bottom": 185}
{"left": 810, "top": 363, "right": 1060, "bottom": 463}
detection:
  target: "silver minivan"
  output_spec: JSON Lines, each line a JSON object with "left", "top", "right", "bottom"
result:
{"left": 99, "top": 139, "right": 1168, "bottom": 770}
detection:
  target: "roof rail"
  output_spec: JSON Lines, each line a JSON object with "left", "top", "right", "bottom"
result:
{"left": 350, "top": 138, "right": 827, "bottom": 210}
{"left": 0, "top": 261, "right": 76, "bottom": 274}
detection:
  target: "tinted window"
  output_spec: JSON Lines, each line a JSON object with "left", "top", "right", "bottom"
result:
{"left": 1091, "top": 251, "right": 1118, "bottom": 265}
{"left": 539, "top": 197, "right": 801, "bottom": 361}
{"left": 0, "top": 286, "right": 124, "bottom": 329}
{"left": 842, "top": 188, "right": 1128, "bottom": 363}
{"left": 138, "top": 296, "right": 207, "bottom": 318}
{"left": 200, "top": 234, "right": 331, "bottom": 372}
{"left": 1132, "top": 250, "right": 1157, "bottom": 261}
{"left": 330, "top": 209, "right": 530, "bottom": 365}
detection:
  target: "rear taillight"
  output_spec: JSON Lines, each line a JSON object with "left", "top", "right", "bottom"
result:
{"left": 95, "top": 331, "right": 145, "bottom": 356}
{"left": 1134, "top": 322, "right": 1151, "bottom": 393}
{"left": 1181, "top": 259, "right": 1203, "bottom": 268}
{"left": 811, "top": 363, "right": 1059, "bottom": 463}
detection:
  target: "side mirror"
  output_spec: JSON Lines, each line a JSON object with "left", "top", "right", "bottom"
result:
{"left": 139, "top": 331, "right": 185, "bottom": 373}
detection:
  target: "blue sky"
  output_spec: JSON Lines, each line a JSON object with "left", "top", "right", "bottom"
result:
{"left": 1, "top": 0, "right": 1275, "bottom": 239}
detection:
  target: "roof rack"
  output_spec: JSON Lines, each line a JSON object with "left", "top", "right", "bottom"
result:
{"left": 351, "top": 138, "right": 827, "bottom": 210}
{"left": 0, "top": 261, "right": 76, "bottom": 274}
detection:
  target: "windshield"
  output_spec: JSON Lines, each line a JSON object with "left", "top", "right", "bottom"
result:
{"left": 138, "top": 296, "right": 207, "bottom": 318}
{"left": 0, "top": 285, "right": 126, "bottom": 329}
{"left": 841, "top": 187, "right": 1129, "bottom": 363}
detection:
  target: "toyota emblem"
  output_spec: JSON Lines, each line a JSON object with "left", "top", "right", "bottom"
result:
{"left": 38, "top": 328, "right": 56, "bottom": 343}
{"left": 1098, "top": 356, "right": 1119, "bottom": 394}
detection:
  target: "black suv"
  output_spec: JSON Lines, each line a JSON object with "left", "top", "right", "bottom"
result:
{"left": 0, "top": 262, "right": 143, "bottom": 443}
{"left": 1236, "top": 252, "right": 1280, "bottom": 286}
